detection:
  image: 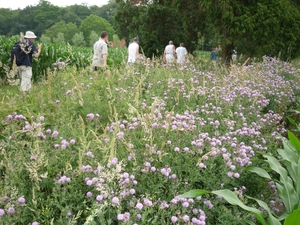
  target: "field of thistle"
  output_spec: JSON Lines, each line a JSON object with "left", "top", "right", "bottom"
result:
{"left": 0, "top": 53, "right": 300, "bottom": 225}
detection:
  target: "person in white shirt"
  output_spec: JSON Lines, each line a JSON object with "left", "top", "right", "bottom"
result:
{"left": 92, "top": 31, "right": 108, "bottom": 71}
{"left": 164, "top": 40, "right": 176, "bottom": 63}
{"left": 175, "top": 43, "right": 188, "bottom": 64}
{"left": 128, "top": 37, "right": 140, "bottom": 64}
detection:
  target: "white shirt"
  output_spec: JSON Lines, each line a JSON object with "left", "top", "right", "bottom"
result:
{"left": 176, "top": 47, "right": 187, "bottom": 63}
{"left": 128, "top": 42, "right": 139, "bottom": 63}
{"left": 165, "top": 44, "right": 174, "bottom": 54}
{"left": 92, "top": 39, "right": 108, "bottom": 67}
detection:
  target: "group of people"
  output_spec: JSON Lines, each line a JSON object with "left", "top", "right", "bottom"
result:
{"left": 92, "top": 32, "right": 140, "bottom": 71}
{"left": 92, "top": 34, "right": 188, "bottom": 70}
{"left": 12, "top": 30, "right": 189, "bottom": 94}
{"left": 164, "top": 41, "right": 188, "bottom": 64}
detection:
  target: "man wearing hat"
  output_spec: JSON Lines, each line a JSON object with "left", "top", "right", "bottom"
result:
{"left": 128, "top": 37, "right": 140, "bottom": 64}
{"left": 14, "top": 31, "right": 42, "bottom": 94}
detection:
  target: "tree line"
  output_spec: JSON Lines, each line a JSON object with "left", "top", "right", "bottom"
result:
{"left": 0, "top": 0, "right": 116, "bottom": 46}
{"left": 114, "top": 0, "right": 300, "bottom": 61}
{"left": 1, "top": 0, "right": 300, "bottom": 60}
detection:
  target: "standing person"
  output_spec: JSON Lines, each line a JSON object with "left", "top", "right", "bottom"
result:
{"left": 232, "top": 47, "right": 237, "bottom": 61}
{"left": 164, "top": 41, "right": 176, "bottom": 64}
{"left": 11, "top": 31, "right": 42, "bottom": 95}
{"left": 92, "top": 31, "right": 109, "bottom": 71}
{"left": 216, "top": 44, "right": 222, "bottom": 59}
{"left": 128, "top": 37, "right": 140, "bottom": 64}
{"left": 175, "top": 43, "right": 187, "bottom": 64}
{"left": 211, "top": 48, "right": 217, "bottom": 61}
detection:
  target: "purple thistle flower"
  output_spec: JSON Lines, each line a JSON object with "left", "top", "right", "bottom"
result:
{"left": 7, "top": 206, "right": 15, "bottom": 215}
{"left": 117, "top": 214, "right": 124, "bottom": 221}
{"left": 86, "top": 192, "right": 93, "bottom": 198}
{"left": 0, "top": 209, "right": 4, "bottom": 216}
{"left": 52, "top": 131, "right": 59, "bottom": 137}
{"left": 65, "top": 90, "right": 72, "bottom": 95}
{"left": 18, "top": 197, "right": 26, "bottom": 204}
{"left": 135, "top": 202, "right": 143, "bottom": 210}
{"left": 87, "top": 113, "right": 95, "bottom": 120}
{"left": 182, "top": 215, "right": 190, "bottom": 222}
{"left": 111, "top": 157, "right": 118, "bottom": 165}
{"left": 96, "top": 195, "right": 103, "bottom": 202}
{"left": 171, "top": 216, "right": 178, "bottom": 223}
{"left": 86, "top": 180, "right": 93, "bottom": 186}
{"left": 112, "top": 197, "right": 120, "bottom": 205}
{"left": 129, "top": 189, "right": 136, "bottom": 195}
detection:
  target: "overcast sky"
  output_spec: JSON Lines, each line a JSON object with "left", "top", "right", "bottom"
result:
{"left": 0, "top": 0, "right": 109, "bottom": 10}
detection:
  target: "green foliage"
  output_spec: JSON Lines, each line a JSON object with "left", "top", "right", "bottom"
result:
{"left": 0, "top": 1, "right": 115, "bottom": 40}
{"left": 284, "top": 209, "right": 300, "bottom": 225}
{"left": 112, "top": 34, "right": 122, "bottom": 48}
{"left": 44, "top": 21, "right": 79, "bottom": 44}
{"left": 1, "top": 40, "right": 300, "bottom": 224}
{"left": 115, "top": 0, "right": 203, "bottom": 56}
{"left": 72, "top": 32, "right": 86, "bottom": 47}
{"left": 89, "top": 30, "right": 99, "bottom": 47}
{"left": 39, "top": 35, "right": 51, "bottom": 45}
{"left": 53, "top": 32, "right": 66, "bottom": 45}
{"left": 114, "top": 0, "right": 300, "bottom": 60}
{"left": 181, "top": 132, "right": 300, "bottom": 224}
{"left": 0, "top": 35, "right": 127, "bottom": 81}
{"left": 90, "top": 1, "right": 117, "bottom": 26}
{"left": 79, "top": 15, "right": 115, "bottom": 42}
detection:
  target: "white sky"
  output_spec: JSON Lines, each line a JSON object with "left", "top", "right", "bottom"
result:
{"left": 0, "top": 0, "right": 109, "bottom": 10}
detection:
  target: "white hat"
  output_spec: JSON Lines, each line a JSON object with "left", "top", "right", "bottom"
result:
{"left": 24, "top": 31, "right": 37, "bottom": 39}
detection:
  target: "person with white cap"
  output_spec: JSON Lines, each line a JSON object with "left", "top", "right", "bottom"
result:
{"left": 12, "top": 31, "right": 42, "bottom": 95}
{"left": 128, "top": 37, "right": 140, "bottom": 64}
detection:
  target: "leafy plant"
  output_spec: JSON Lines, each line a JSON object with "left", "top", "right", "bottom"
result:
{"left": 181, "top": 131, "right": 300, "bottom": 224}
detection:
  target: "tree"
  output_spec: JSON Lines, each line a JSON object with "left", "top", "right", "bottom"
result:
{"left": 79, "top": 15, "right": 115, "bottom": 42}
{"left": 40, "top": 35, "right": 52, "bottom": 44}
{"left": 67, "top": 4, "right": 91, "bottom": 20}
{"left": 11, "top": 6, "right": 39, "bottom": 36}
{"left": 72, "top": 32, "right": 86, "bottom": 46}
{"left": 0, "top": 9, "right": 16, "bottom": 35}
{"left": 90, "top": 0, "right": 117, "bottom": 26}
{"left": 53, "top": 32, "right": 65, "bottom": 45}
{"left": 114, "top": 0, "right": 300, "bottom": 60}
{"left": 33, "top": 0, "right": 62, "bottom": 36}
{"left": 58, "top": 8, "right": 81, "bottom": 26}
{"left": 115, "top": 0, "right": 205, "bottom": 56}
{"left": 89, "top": 30, "right": 99, "bottom": 46}
{"left": 44, "top": 21, "right": 79, "bottom": 44}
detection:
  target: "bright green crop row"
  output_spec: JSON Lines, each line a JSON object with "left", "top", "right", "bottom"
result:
{"left": 0, "top": 36, "right": 127, "bottom": 82}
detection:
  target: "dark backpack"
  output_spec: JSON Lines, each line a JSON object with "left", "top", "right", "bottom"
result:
{"left": 11, "top": 41, "right": 26, "bottom": 66}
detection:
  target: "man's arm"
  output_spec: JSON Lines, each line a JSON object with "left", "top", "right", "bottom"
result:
{"left": 173, "top": 45, "right": 176, "bottom": 54}
{"left": 102, "top": 54, "right": 107, "bottom": 66}
{"left": 136, "top": 45, "right": 139, "bottom": 56}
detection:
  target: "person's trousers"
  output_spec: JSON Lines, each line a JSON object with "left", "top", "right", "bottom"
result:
{"left": 18, "top": 66, "right": 32, "bottom": 92}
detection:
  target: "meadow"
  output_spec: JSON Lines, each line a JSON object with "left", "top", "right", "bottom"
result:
{"left": 1, "top": 40, "right": 300, "bottom": 225}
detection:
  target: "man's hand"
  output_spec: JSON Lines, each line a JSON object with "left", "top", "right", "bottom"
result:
{"left": 35, "top": 44, "right": 42, "bottom": 58}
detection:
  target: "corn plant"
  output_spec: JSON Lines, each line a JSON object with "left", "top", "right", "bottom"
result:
{"left": 0, "top": 35, "right": 127, "bottom": 82}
